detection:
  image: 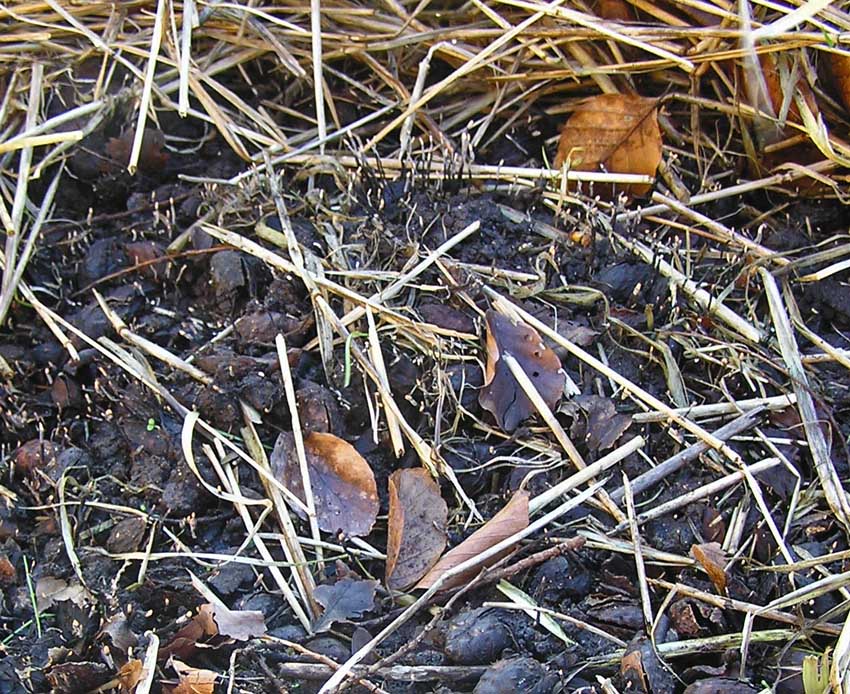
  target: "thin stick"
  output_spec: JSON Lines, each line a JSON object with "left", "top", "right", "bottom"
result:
{"left": 277, "top": 333, "right": 324, "bottom": 572}
{"left": 129, "top": 0, "right": 167, "bottom": 174}
{"left": 610, "top": 408, "right": 763, "bottom": 504}
{"left": 623, "top": 474, "right": 653, "bottom": 631}
{"left": 310, "top": 0, "right": 326, "bottom": 154}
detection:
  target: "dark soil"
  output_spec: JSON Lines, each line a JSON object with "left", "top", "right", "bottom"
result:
{"left": 2, "top": 85, "right": 850, "bottom": 694}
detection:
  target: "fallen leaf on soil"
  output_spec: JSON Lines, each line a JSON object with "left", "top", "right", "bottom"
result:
{"left": 36, "top": 576, "right": 89, "bottom": 611}
{"left": 669, "top": 600, "right": 702, "bottom": 638}
{"left": 171, "top": 659, "right": 217, "bottom": 694}
{"left": 46, "top": 661, "right": 111, "bottom": 693}
{"left": 828, "top": 52, "right": 850, "bottom": 114}
{"left": 14, "top": 439, "right": 60, "bottom": 477}
{"left": 701, "top": 506, "right": 726, "bottom": 544}
{"left": 385, "top": 468, "right": 448, "bottom": 591}
{"left": 313, "top": 578, "right": 378, "bottom": 631}
{"left": 478, "top": 310, "right": 565, "bottom": 433}
{"left": 691, "top": 542, "right": 728, "bottom": 594}
{"left": 567, "top": 395, "right": 633, "bottom": 452}
{"left": 105, "top": 128, "right": 169, "bottom": 174}
{"left": 159, "top": 605, "right": 218, "bottom": 661}
{"left": 206, "top": 601, "right": 267, "bottom": 641}
{"left": 117, "top": 660, "right": 143, "bottom": 693}
{"left": 0, "top": 554, "right": 15, "bottom": 587}
{"left": 106, "top": 516, "right": 147, "bottom": 554}
{"left": 621, "top": 649, "right": 647, "bottom": 692}
{"left": 271, "top": 431, "right": 379, "bottom": 537}
{"left": 554, "top": 93, "right": 662, "bottom": 197}
{"left": 417, "top": 490, "right": 529, "bottom": 590}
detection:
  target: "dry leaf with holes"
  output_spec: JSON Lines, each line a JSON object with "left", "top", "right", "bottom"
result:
{"left": 691, "top": 542, "right": 728, "bottom": 594}
{"left": 385, "top": 468, "right": 448, "bottom": 591}
{"left": 416, "top": 490, "right": 529, "bottom": 590}
{"left": 554, "top": 93, "right": 662, "bottom": 197}
{"left": 271, "top": 431, "right": 379, "bottom": 537}
{"left": 479, "top": 310, "right": 565, "bottom": 433}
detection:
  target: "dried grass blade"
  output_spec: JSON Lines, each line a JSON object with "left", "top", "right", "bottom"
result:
{"left": 129, "top": 0, "right": 167, "bottom": 174}
{"left": 277, "top": 333, "right": 324, "bottom": 571}
{"left": 758, "top": 268, "right": 850, "bottom": 530}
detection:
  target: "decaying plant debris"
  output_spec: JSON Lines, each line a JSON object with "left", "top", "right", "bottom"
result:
{"left": 2, "top": 1, "right": 850, "bottom": 692}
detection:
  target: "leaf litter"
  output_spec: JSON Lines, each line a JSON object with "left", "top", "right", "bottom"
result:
{"left": 4, "top": 2, "right": 850, "bottom": 693}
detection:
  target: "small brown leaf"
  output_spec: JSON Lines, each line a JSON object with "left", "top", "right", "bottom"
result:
{"left": 0, "top": 554, "right": 15, "bottom": 587}
{"left": 313, "top": 578, "right": 378, "bottom": 631}
{"left": 554, "top": 93, "right": 662, "bottom": 197}
{"left": 117, "top": 660, "right": 143, "bottom": 694}
{"left": 570, "top": 395, "right": 632, "bottom": 452}
{"left": 620, "top": 649, "right": 647, "bottom": 692}
{"left": 271, "top": 431, "right": 379, "bottom": 537}
{"left": 417, "top": 491, "right": 530, "bottom": 590}
{"left": 106, "top": 516, "right": 147, "bottom": 554}
{"left": 159, "top": 605, "right": 218, "bottom": 661}
{"left": 171, "top": 660, "right": 216, "bottom": 694}
{"left": 479, "top": 310, "right": 565, "bottom": 433}
{"left": 691, "top": 542, "right": 728, "bottom": 594}
{"left": 105, "top": 128, "right": 169, "bottom": 174}
{"left": 385, "top": 468, "right": 448, "bottom": 591}
{"left": 828, "top": 52, "right": 850, "bottom": 114}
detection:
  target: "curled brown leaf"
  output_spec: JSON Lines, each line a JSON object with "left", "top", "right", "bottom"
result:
{"left": 554, "top": 93, "right": 662, "bottom": 197}
{"left": 416, "top": 490, "right": 529, "bottom": 590}
{"left": 478, "top": 310, "right": 565, "bottom": 433}
{"left": 385, "top": 468, "right": 447, "bottom": 591}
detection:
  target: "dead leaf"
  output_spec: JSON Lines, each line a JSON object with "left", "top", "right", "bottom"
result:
{"left": 313, "top": 578, "right": 378, "bottom": 631}
{"left": 554, "top": 93, "right": 662, "bottom": 197}
{"left": 478, "top": 310, "right": 565, "bottom": 433}
{"left": 171, "top": 659, "right": 216, "bottom": 694}
{"left": 691, "top": 542, "right": 728, "bottom": 594}
{"left": 828, "top": 51, "right": 850, "bottom": 114}
{"left": 46, "top": 662, "right": 111, "bottom": 693}
{"left": 569, "top": 395, "right": 632, "bottom": 452}
{"left": 14, "top": 439, "right": 60, "bottom": 477}
{"left": 0, "top": 554, "right": 15, "bottom": 587}
{"left": 35, "top": 576, "right": 89, "bottom": 611}
{"left": 206, "top": 601, "right": 266, "bottom": 641}
{"left": 669, "top": 600, "right": 702, "bottom": 638}
{"left": 271, "top": 431, "right": 379, "bottom": 537}
{"left": 117, "top": 660, "right": 143, "bottom": 694}
{"left": 105, "top": 128, "right": 169, "bottom": 174}
{"left": 159, "top": 605, "right": 218, "bottom": 661}
{"left": 417, "top": 490, "right": 530, "bottom": 590}
{"left": 621, "top": 649, "right": 647, "bottom": 692}
{"left": 385, "top": 468, "right": 448, "bottom": 591}
{"left": 106, "top": 516, "right": 147, "bottom": 554}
